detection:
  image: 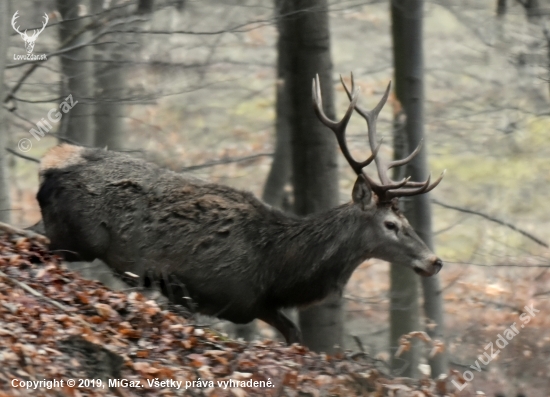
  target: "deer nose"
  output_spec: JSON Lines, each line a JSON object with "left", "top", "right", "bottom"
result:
{"left": 413, "top": 257, "right": 443, "bottom": 277}
{"left": 432, "top": 258, "right": 443, "bottom": 274}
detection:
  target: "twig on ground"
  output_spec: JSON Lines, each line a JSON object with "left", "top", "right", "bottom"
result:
{"left": 0, "top": 269, "right": 91, "bottom": 328}
{"left": 0, "top": 221, "right": 49, "bottom": 244}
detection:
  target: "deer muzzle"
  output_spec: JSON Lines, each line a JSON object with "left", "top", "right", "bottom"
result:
{"left": 413, "top": 257, "right": 443, "bottom": 277}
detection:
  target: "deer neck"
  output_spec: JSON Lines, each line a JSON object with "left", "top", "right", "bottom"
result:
{"left": 268, "top": 204, "right": 372, "bottom": 306}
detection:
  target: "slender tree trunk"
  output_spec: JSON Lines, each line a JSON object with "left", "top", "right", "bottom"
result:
{"left": 389, "top": 107, "right": 420, "bottom": 377}
{"left": 261, "top": 78, "right": 292, "bottom": 208}
{"left": 546, "top": 32, "right": 550, "bottom": 100}
{"left": 262, "top": 0, "right": 293, "bottom": 209}
{"left": 0, "top": 0, "right": 11, "bottom": 223}
{"left": 391, "top": 0, "right": 447, "bottom": 377}
{"left": 57, "top": 0, "right": 95, "bottom": 146}
{"left": 495, "top": 0, "right": 507, "bottom": 42}
{"left": 284, "top": 0, "right": 342, "bottom": 354}
{"left": 496, "top": 0, "right": 507, "bottom": 16}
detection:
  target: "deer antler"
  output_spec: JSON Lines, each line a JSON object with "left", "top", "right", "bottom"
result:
{"left": 34, "top": 13, "right": 49, "bottom": 38}
{"left": 312, "top": 75, "right": 381, "bottom": 176}
{"left": 11, "top": 11, "right": 26, "bottom": 38}
{"left": 340, "top": 73, "right": 444, "bottom": 200}
{"left": 313, "top": 72, "right": 444, "bottom": 202}
{"left": 11, "top": 12, "right": 48, "bottom": 39}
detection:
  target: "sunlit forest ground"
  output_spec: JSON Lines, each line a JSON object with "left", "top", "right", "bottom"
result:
{"left": 6, "top": 1, "right": 550, "bottom": 395}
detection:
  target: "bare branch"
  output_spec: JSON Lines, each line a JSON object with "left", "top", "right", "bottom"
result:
{"left": 432, "top": 199, "right": 548, "bottom": 248}
{"left": 0, "top": 221, "right": 48, "bottom": 244}
{"left": 5, "top": 148, "right": 40, "bottom": 163}
{"left": 181, "top": 152, "right": 273, "bottom": 172}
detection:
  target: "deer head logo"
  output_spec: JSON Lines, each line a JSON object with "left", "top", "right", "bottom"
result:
{"left": 11, "top": 11, "right": 49, "bottom": 54}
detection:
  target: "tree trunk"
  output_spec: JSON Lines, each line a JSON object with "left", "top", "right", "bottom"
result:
{"left": 389, "top": 107, "right": 420, "bottom": 377}
{"left": 261, "top": 74, "right": 292, "bottom": 209}
{"left": 91, "top": 0, "right": 125, "bottom": 150}
{"left": 284, "top": 0, "right": 342, "bottom": 354}
{"left": 0, "top": 0, "right": 11, "bottom": 223}
{"left": 391, "top": 0, "right": 448, "bottom": 377}
{"left": 262, "top": 0, "right": 293, "bottom": 209}
{"left": 524, "top": 0, "right": 542, "bottom": 21}
{"left": 496, "top": 0, "right": 507, "bottom": 16}
{"left": 232, "top": 0, "right": 295, "bottom": 341}
{"left": 57, "top": 0, "right": 95, "bottom": 146}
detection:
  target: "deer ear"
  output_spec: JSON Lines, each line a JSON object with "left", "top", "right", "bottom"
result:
{"left": 352, "top": 176, "right": 374, "bottom": 209}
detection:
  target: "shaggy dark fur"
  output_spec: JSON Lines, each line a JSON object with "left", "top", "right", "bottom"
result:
{"left": 37, "top": 144, "right": 441, "bottom": 343}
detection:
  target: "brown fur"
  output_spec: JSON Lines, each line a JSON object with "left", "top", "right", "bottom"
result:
{"left": 39, "top": 144, "right": 85, "bottom": 173}
{"left": 37, "top": 144, "right": 441, "bottom": 344}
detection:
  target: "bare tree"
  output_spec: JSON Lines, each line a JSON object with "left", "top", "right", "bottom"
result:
{"left": 518, "top": 0, "right": 544, "bottom": 21}
{"left": 497, "top": 0, "right": 507, "bottom": 16}
{"left": 91, "top": 0, "right": 125, "bottom": 150}
{"left": 391, "top": 0, "right": 447, "bottom": 377}
{"left": 261, "top": 0, "right": 293, "bottom": 210}
{"left": 282, "top": 0, "right": 343, "bottom": 353}
{"left": 232, "top": 0, "right": 295, "bottom": 341}
{"left": 57, "top": 0, "right": 95, "bottom": 146}
{"left": 0, "top": 0, "right": 11, "bottom": 223}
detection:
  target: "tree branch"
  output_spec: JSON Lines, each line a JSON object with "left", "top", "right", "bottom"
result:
{"left": 432, "top": 199, "right": 548, "bottom": 248}
{"left": 181, "top": 152, "right": 273, "bottom": 172}
{"left": 0, "top": 221, "right": 49, "bottom": 244}
{"left": 5, "top": 148, "right": 40, "bottom": 163}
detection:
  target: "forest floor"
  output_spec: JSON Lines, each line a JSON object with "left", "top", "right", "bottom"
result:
{"left": 0, "top": 226, "right": 464, "bottom": 397}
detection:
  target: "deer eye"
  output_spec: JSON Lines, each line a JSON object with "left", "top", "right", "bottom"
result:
{"left": 385, "top": 221, "right": 397, "bottom": 231}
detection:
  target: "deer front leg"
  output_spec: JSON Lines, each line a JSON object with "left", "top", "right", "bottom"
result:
{"left": 259, "top": 309, "right": 302, "bottom": 345}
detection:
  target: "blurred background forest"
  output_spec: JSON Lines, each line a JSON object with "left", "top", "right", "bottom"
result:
{"left": 1, "top": 0, "right": 550, "bottom": 395}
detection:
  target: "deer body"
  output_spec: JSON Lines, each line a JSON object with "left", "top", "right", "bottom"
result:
{"left": 38, "top": 75, "right": 444, "bottom": 344}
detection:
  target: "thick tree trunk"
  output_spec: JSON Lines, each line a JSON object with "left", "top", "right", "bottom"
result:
{"left": 0, "top": 0, "right": 11, "bottom": 223}
{"left": 91, "top": 0, "right": 125, "bottom": 150}
{"left": 232, "top": 0, "right": 295, "bottom": 341}
{"left": 284, "top": 0, "right": 342, "bottom": 354}
{"left": 57, "top": 0, "right": 95, "bottom": 146}
{"left": 391, "top": 0, "right": 447, "bottom": 377}
{"left": 524, "top": 0, "right": 543, "bottom": 21}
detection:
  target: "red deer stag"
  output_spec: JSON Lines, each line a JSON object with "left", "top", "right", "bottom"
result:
{"left": 37, "top": 74, "right": 444, "bottom": 344}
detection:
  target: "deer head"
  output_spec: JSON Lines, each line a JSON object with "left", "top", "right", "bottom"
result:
{"left": 313, "top": 73, "right": 444, "bottom": 276}
{"left": 12, "top": 11, "right": 49, "bottom": 54}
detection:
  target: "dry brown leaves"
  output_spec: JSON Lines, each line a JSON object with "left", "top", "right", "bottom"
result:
{"left": 0, "top": 229, "right": 461, "bottom": 396}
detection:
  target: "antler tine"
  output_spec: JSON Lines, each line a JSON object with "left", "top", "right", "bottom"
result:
{"left": 11, "top": 11, "right": 24, "bottom": 36}
{"left": 387, "top": 140, "right": 423, "bottom": 170}
{"left": 341, "top": 75, "right": 414, "bottom": 192}
{"left": 386, "top": 170, "right": 446, "bottom": 199}
{"left": 341, "top": 75, "right": 393, "bottom": 182}
{"left": 336, "top": 72, "right": 445, "bottom": 201}
{"left": 313, "top": 74, "right": 377, "bottom": 175}
{"left": 37, "top": 13, "right": 49, "bottom": 34}
{"left": 387, "top": 174, "right": 431, "bottom": 199}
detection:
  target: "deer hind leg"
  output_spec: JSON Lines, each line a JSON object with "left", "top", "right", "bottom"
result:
{"left": 258, "top": 309, "right": 302, "bottom": 345}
